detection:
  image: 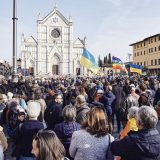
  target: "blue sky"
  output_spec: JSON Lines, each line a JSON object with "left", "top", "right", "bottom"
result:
{"left": 0, "top": 0, "right": 160, "bottom": 64}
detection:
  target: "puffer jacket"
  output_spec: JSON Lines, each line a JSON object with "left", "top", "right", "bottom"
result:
{"left": 111, "top": 128, "right": 160, "bottom": 160}
{"left": 100, "top": 91, "right": 115, "bottom": 116}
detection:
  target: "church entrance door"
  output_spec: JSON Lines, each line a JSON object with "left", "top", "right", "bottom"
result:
{"left": 29, "top": 67, "right": 34, "bottom": 76}
{"left": 76, "top": 68, "right": 80, "bottom": 75}
{"left": 52, "top": 65, "right": 58, "bottom": 75}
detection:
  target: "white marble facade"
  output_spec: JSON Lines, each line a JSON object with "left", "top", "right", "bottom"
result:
{"left": 21, "top": 7, "right": 86, "bottom": 76}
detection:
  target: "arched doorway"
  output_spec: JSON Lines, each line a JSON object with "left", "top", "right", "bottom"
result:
{"left": 52, "top": 54, "right": 60, "bottom": 75}
{"left": 76, "top": 61, "right": 81, "bottom": 75}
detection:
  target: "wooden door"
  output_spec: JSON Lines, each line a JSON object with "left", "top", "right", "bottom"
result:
{"left": 52, "top": 65, "right": 58, "bottom": 75}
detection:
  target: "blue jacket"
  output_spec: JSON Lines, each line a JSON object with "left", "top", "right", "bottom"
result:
{"left": 100, "top": 91, "right": 115, "bottom": 116}
{"left": 111, "top": 128, "right": 160, "bottom": 160}
{"left": 54, "top": 121, "right": 81, "bottom": 159}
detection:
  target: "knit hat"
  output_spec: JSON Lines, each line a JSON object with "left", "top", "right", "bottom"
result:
{"left": 27, "top": 101, "right": 41, "bottom": 118}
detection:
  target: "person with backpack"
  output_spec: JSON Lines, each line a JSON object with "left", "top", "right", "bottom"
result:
{"left": 75, "top": 95, "right": 90, "bottom": 125}
{"left": 138, "top": 84, "right": 151, "bottom": 107}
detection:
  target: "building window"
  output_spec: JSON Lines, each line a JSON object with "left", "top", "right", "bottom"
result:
{"left": 149, "top": 48, "right": 150, "bottom": 53}
{"left": 159, "top": 46, "right": 160, "bottom": 51}
{"left": 140, "top": 43, "right": 142, "bottom": 47}
{"left": 155, "top": 37, "right": 157, "bottom": 42}
{"left": 137, "top": 62, "right": 139, "bottom": 65}
{"left": 155, "top": 59, "right": 157, "bottom": 65}
{"left": 144, "top": 42, "right": 145, "bottom": 46}
{"left": 149, "top": 39, "right": 150, "bottom": 44}
{"left": 151, "top": 60, "right": 153, "bottom": 65}
{"left": 134, "top": 45, "right": 136, "bottom": 49}
{"left": 151, "top": 38, "right": 153, "bottom": 43}
{"left": 144, "top": 61, "right": 146, "bottom": 66}
{"left": 141, "top": 51, "right": 142, "bottom": 55}
{"left": 134, "top": 53, "right": 136, "bottom": 57}
{"left": 137, "top": 52, "right": 139, "bottom": 56}
{"left": 144, "top": 51, "right": 145, "bottom": 55}
{"left": 158, "top": 59, "right": 160, "bottom": 65}
{"left": 155, "top": 47, "right": 157, "bottom": 52}
{"left": 151, "top": 48, "right": 153, "bottom": 52}
{"left": 159, "top": 36, "right": 160, "bottom": 41}
{"left": 137, "top": 44, "right": 139, "bottom": 48}
{"left": 140, "top": 62, "right": 142, "bottom": 65}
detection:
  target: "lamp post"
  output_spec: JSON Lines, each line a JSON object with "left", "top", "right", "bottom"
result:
{"left": 128, "top": 53, "right": 132, "bottom": 78}
{"left": 12, "top": 0, "right": 18, "bottom": 82}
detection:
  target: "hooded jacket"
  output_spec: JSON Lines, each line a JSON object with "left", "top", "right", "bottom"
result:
{"left": 100, "top": 91, "right": 115, "bottom": 116}
{"left": 111, "top": 128, "right": 160, "bottom": 160}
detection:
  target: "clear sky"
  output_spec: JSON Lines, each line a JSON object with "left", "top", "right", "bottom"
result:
{"left": 0, "top": 0, "right": 160, "bottom": 64}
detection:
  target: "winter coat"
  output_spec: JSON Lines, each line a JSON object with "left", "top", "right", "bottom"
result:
{"left": 13, "top": 120, "right": 44, "bottom": 157}
{"left": 120, "top": 118, "right": 138, "bottom": 139}
{"left": 100, "top": 91, "right": 115, "bottom": 116}
{"left": 76, "top": 105, "right": 90, "bottom": 125}
{"left": 44, "top": 102, "right": 63, "bottom": 129}
{"left": 111, "top": 128, "right": 160, "bottom": 160}
{"left": 54, "top": 121, "right": 81, "bottom": 159}
{"left": 112, "top": 84, "right": 124, "bottom": 111}
{"left": 69, "top": 129, "right": 114, "bottom": 160}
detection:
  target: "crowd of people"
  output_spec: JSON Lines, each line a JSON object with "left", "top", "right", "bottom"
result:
{"left": 0, "top": 75, "right": 159, "bottom": 160}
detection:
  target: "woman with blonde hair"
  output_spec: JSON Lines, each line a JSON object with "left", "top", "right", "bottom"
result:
{"left": 69, "top": 107, "right": 114, "bottom": 160}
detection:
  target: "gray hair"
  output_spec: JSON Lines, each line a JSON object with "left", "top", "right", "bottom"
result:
{"left": 136, "top": 105, "right": 158, "bottom": 129}
{"left": 76, "top": 95, "right": 86, "bottom": 105}
{"left": 128, "top": 106, "right": 139, "bottom": 119}
{"left": 62, "top": 105, "right": 76, "bottom": 122}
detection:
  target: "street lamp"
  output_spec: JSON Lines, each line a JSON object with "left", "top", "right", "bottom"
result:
{"left": 12, "top": 0, "right": 18, "bottom": 82}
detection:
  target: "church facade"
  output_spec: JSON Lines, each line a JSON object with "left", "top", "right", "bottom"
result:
{"left": 21, "top": 7, "right": 86, "bottom": 76}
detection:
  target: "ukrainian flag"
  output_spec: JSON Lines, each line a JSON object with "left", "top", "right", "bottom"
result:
{"left": 130, "top": 64, "right": 143, "bottom": 74}
{"left": 80, "top": 49, "right": 99, "bottom": 74}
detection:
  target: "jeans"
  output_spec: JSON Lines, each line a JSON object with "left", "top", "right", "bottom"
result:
{"left": 19, "top": 156, "right": 36, "bottom": 160}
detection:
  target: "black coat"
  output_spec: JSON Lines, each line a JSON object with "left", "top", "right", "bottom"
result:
{"left": 44, "top": 102, "right": 63, "bottom": 130}
{"left": 111, "top": 128, "right": 160, "bottom": 160}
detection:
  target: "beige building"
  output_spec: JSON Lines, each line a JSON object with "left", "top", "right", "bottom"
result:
{"left": 130, "top": 34, "right": 160, "bottom": 75}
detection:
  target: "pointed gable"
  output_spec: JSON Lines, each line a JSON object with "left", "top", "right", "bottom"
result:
{"left": 73, "top": 38, "right": 84, "bottom": 47}
{"left": 24, "top": 36, "right": 37, "bottom": 44}
{"left": 39, "top": 8, "right": 69, "bottom": 26}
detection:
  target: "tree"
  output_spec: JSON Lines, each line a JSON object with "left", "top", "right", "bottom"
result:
{"left": 103, "top": 57, "right": 106, "bottom": 64}
{"left": 98, "top": 55, "right": 102, "bottom": 67}
{"left": 108, "top": 53, "right": 112, "bottom": 64}
{"left": 105, "top": 55, "right": 108, "bottom": 64}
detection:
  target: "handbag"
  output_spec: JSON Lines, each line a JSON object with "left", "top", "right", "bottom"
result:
{"left": 106, "top": 134, "right": 114, "bottom": 160}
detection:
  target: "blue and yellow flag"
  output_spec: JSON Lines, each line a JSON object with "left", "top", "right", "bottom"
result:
{"left": 80, "top": 49, "right": 99, "bottom": 74}
{"left": 130, "top": 64, "right": 143, "bottom": 74}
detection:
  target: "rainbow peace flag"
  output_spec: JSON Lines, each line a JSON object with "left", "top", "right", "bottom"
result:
{"left": 112, "top": 56, "right": 123, "bottom": 69}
